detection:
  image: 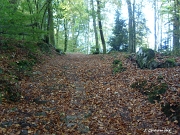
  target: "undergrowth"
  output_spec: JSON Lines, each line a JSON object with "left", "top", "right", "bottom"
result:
{"left": 0, "top": 37, "right": 52, "bottom": 102}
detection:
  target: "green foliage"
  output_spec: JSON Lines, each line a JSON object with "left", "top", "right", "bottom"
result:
{"left": 16, "top": 60, "right": 34, "bottom": 72}
{"left": 27, "top": 53, "right": 38, "bottom": 63}
{"left": 130, "top": 79, "right": 147, "bottom": 94}
{"left": 112, "top": 60, "right": 121, "bottom": 65}
{"left": 0, "top": 40, "right": 16, "bottom": 52}
{"left": 0, "top": 0, "right": 45, "bottom": 40}
{"left": 108, "top": 10, "right": 128, "bottom": 52}
{"left": 112, "top": 60, "right": 126, "bottom": 74}
{"left": 148, "top": 83, "right": 168, "bottom": 103}
{"left": 0, "top": 68, "right": 3, "bottom": 74}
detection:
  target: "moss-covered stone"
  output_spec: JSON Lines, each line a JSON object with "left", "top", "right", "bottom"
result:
{"left": 136, "top": 48, "right": 155, "bottom": 69}
{"left": 147, "top": 59, "right": 160, "bottom": 69}
{"left": 159, "top": 58, "right": 176, "bottom": 68}
{"left": 131, "top": 78, "right": 168, "bottom": 104}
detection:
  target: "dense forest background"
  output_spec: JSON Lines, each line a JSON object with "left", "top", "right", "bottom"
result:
{"left": 0, "top": 0, "right": 180, "bottom": 54}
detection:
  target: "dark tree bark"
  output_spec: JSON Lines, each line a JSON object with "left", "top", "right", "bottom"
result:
{"left": 91, "top": 0, "right": 99, "bottom": 53}
{"left": 132, "top": 0, "right": 136, "bottom": 52}
{"left": 47, "top": 0, "right": 55, "bottom": 46}
{"left": 96, "top": 0, "right": 106, "bottom": 54}
{"left": 126, "top": 0, "right": 134, "bottom": 53}
{"left": 173, "top": 0, "right": 180, "bottom": 54}
{"left": 64, "top": 19, "right": 68, "bottom": 52}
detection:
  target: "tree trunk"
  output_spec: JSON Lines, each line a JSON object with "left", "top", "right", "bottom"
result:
{"left": 154, "top": 0, "right": 157, "bottom": 51}
{"left": 132, "top": 0, "right": 136, "bottom": 52}
{"left": 126, "top": 0, "right": 134, "bottom": 53}
{"left": 47, "top": 0, "right": 55, "bottom": 46}
{"left": 97, "top": 0, "right": 106, "bottom": 54}
{"left": 91, "top": 0, "right": 99, "bottom": 53}
{"left": 173, "top": 0, "right": 180, "bottom": 55}
{"left": 64, "top": 19, "right": 68, "bottom": 52}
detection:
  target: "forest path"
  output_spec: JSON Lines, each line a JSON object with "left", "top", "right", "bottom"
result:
{"left": 0, "top": 53, "right": 179, "bottom": 134}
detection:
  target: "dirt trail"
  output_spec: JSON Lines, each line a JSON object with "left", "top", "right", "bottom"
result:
{"left": 0, "top": 53, "right": 179, "bottom": 134}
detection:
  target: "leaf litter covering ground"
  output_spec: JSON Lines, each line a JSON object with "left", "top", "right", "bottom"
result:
{"left": 0, "top": 53, "right": 180, "bottom": 135}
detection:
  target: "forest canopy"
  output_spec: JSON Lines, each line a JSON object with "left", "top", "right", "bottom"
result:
{"left": 0, "top": 0, "right": 180, "bottom": 54}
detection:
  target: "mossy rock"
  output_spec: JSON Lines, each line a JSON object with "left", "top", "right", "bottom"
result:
{"left": 147, "top": 59, "right": 160, "bottom": 69}
{"left": 159, "top": 58, "right": 176, "bottom": 68}
{"left": 131, "top": 78, "right": 168, "bottom": 104}
{"left": 136, "top": 48, "right": 155, "bottom": 69}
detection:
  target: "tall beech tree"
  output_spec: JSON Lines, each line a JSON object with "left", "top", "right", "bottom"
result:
{"left": 97, "top": 0, "right": 106, "bottom": 54}
{"left": 172, "top": 0, "right": 180, "bottom": 54}
{"left": 126, "top": 0, "right": 136, "bottom": 53}
{"left": 91, "top": 0, "right": 99, "bottom": 54}
{"left": 47, "top": 0, "right": 55, "bottom": 46}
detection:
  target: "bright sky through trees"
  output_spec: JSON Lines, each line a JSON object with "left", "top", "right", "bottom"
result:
{"left": 106, "top": 1, "right": 155, "bottom": 49}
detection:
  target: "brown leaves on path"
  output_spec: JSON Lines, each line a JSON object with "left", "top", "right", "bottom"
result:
{"left": 0, "top": 53, "right": 180, "bottom": 134}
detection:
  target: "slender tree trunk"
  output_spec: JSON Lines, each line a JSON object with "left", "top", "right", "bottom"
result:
{"left": 173, "top": 0, "right": 180, "bottom": 54}
{"left": 56, "top": 18, "right": 60, "bottom": 47}
{"left": 96, "top": 0, "right": 106, "bottom": 54}
{"left": 154, "top": 0, "right": 157, "bottom": 51}
{"left": 126, "top": 0, "right": 134, "bottom": 53}
{"left": 132, "top": 0, "right": 136, "bottom": 52}
{"left": 47, "top": 0, "right": 55, "bottom": 46}
{"left": 64, "top": 19, "right": 68, "bottom": 52}
{"left": 91, "top": 0, "right": 99, "bottom": 53}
